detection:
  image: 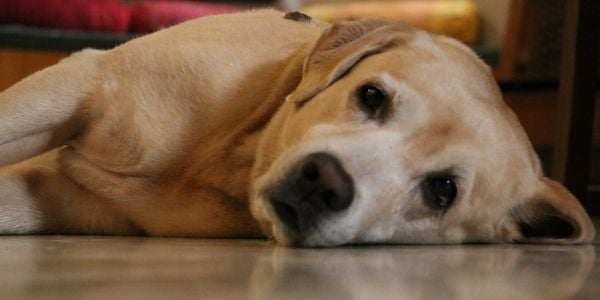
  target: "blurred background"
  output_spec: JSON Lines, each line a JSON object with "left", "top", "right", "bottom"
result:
{"left": 0, "top": 0, "right": 598, "bottom": 211}
{"left": 0, "top": 0, "right": 505, "bottom": 67}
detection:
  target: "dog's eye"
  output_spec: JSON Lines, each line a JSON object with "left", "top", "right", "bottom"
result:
{"left": 421, "top": 176, "right": 457, "bottom": 210}
{"left": 358, "top": 85, "right": 387, "bottom": 113}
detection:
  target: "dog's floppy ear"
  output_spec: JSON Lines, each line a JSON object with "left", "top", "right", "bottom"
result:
{"left": 286, "top": 19, "right": 405, "bottom": 104}
{"left": 510, "top": 178, "right": 595, "bottom": 243}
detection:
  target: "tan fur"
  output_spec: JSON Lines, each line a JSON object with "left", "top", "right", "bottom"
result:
{"left": 0, "top": 10, "right": 594, "bottom": 246}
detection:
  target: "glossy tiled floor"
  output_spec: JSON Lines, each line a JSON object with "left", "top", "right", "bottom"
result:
{"left": 0, "top": 236, "right": 598, "bottom": 300}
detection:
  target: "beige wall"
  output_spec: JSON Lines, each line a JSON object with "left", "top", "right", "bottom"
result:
{"left": 285, "top": 0, "right": 511, "bottom": 48}
{"left": 472, "top": 0, "right": 510, "bottom": 47}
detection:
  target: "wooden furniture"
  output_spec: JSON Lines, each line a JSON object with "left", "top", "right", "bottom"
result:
{"left": 0, "top": 49, "right": 67, "bottom": 91}
{"left": 0, "top": 25, "right": 132, "bottom": 91}
{"left": 552, "top": 0, "right": 599, "bottom": 212}
{"left": 496, "top": 0, "right": 600, "bottom": 214}
{"left": 495, "top": 0, "right": 530, "bottom": 81}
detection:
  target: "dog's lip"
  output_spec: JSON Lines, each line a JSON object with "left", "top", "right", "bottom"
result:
{"left": 270, "top": 199, "right": 301, "bottom": 233}
{"left": 264, "top": 194, "right": 335, "bottom": 247}
{"left": 262, "top": 189, "right": 308, "bottom": 245}
{"left": 266, "top": 189, "right": 322, "bottom": 239}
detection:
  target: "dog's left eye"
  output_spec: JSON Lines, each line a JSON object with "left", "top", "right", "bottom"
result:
{"left": 357, "top": 85, "right": 387, "bottom": 113}
{"left": 421, "top": 176, "right": 457, "bottom": 210}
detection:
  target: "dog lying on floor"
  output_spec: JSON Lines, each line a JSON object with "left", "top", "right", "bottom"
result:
{"left": 0, "top": 10, "right": 594, "bottom": 247}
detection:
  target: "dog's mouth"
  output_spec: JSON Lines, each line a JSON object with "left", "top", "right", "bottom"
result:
{"left": 271, "top": 200, "right": 301, "bottom": 233}
{"left": 265, "top": 189, "right": 320, "bottom": 243}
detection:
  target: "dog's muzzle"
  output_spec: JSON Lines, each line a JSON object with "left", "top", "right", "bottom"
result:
{"left": 268, "top": 152, "right": 354, "bottom": 235}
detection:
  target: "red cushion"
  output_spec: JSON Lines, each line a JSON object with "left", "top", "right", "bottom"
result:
{"left": 0, "top": 0, "right": 131, "bottom": 32}
{"left": 130, "top": 1, "right": 242, "bottom": 32}
{"left": 0, "top": 0, "right": 243, "bottom": 33}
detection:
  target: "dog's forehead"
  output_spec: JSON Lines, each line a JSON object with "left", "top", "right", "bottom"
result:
{"left": 385, "top": 37, "right": 499, "bottom": 103}
{"left": 360, "top": 36, "right": 520, "bottom": 130}
{"left": 347, "top": 36, "right": 542, "bottom": 180}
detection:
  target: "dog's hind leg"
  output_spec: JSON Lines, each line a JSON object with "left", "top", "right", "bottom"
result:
{"left": 0, "top": 49, "right": 104, "bottom": 167}
{"left": 0, "top": 148, "right": 139, "bottom": 234}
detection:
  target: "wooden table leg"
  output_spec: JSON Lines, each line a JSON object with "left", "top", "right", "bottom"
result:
{"left": 552, "top": 0, "right": 599, "bottom": 211}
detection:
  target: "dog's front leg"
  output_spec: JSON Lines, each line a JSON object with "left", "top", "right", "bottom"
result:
{"left": 0, "top": 49, "right": 103, "bottom": 167}
{"left": 0, "top": 149, "right": 138, "bottom": 235}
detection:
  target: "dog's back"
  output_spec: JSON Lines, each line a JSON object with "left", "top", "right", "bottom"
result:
{"left": 69, "top": 10, "right": 327, "bottom": 177}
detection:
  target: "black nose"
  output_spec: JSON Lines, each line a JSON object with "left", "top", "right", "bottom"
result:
{"left": 298, "top": 153, "right": 354, "bottom": 211}
{"left": 270, "top": 153, "right": 354, "bottom": 232}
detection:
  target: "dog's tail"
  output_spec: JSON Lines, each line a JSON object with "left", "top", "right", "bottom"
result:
{"left": 0, "top": 49, "right": 104, "bottom": 166}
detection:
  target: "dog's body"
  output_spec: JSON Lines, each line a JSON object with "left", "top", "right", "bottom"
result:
{"left": 0, "top": 10, "right": 594, "bottom": 246}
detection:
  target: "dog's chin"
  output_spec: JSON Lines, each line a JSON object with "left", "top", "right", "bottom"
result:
{"left": 270, "top": 224, "right": 335, "bottom": 248}
{"left": 267, "top": 213, "right": 353, "bottom": 247}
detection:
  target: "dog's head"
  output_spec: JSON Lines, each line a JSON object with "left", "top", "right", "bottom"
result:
{"left": 250, "top": 19, "right": 595, "bottom": 247}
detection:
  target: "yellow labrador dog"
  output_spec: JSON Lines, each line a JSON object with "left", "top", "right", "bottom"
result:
{"left": 0, "top": 10, "right": 594, "bottom": 247}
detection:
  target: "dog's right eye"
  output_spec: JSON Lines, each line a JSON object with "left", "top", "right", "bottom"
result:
{"left": 421, "top": 176, "right": 457, "bottom": 211}
{"left": 357, "top": 85, "right": 387, "bottom": 114}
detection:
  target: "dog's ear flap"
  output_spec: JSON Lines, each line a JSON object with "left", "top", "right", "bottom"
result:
{"left": 510, "top": 178, "right": 595, "bottom": 244}
{"left": 286, "top": 19, "right": 404, "bottom": 104}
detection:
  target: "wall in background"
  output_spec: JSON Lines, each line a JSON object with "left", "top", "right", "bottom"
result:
{"left": 286, "top": 0, "right": 510, "bottom": 48}
{"left": 472, "top": 0, "right": 510, "bottom": 48}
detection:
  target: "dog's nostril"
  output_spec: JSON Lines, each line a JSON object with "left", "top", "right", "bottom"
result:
{"left": 302, "top": 161, "right": 320, "bottom": 181}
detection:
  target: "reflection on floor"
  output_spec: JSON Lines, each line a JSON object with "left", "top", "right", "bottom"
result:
{"left": 0, "top": 236, "right": 597, "bottom": 299}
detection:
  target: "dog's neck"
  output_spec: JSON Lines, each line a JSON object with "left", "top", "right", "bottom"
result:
{"left": 182, "top": 44, "right": 312, "bottom": 203}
